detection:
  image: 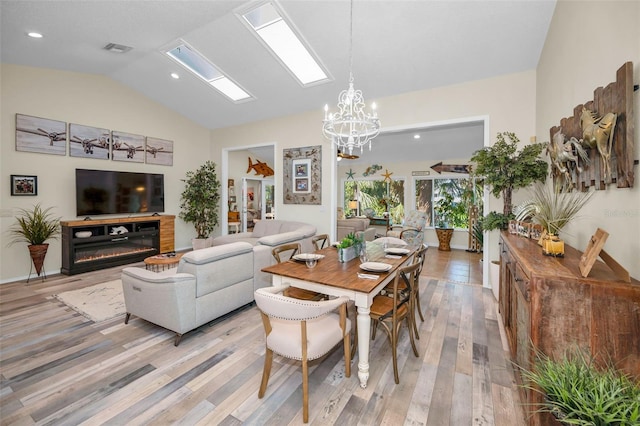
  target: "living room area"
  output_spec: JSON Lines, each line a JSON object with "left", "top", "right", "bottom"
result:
{"left": 1, "top": 0, "right": 639, "bottom": 424}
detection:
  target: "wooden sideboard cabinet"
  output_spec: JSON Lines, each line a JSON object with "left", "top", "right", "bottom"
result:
{"left": 158, "top": 215, "right": 175, "bottom": 253}
{"left": 498, "top": 232, "right": 640, "bottom": 426}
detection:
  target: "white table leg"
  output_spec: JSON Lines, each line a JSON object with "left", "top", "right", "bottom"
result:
{"left": 356, "top": 305, "right": 371, "bottom": 388}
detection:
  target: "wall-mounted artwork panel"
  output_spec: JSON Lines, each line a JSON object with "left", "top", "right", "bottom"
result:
{"left": 15, "top": 114, "right": 66, "bottom": 155}
{"left": 112, "top": 131, "right": 144, "bottom": 163}
{"left": 69, "top": 123, "right": 110, "bottom": 159}
{"left": 145, "top": 137, "right": 173, "bottom": 166}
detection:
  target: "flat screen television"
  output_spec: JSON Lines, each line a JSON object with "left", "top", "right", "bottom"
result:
{"left": 76, "top": 169, "right": 165, "bottom": 217}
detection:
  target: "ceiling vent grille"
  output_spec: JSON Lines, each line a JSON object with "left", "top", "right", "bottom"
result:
{"left": 103, "top": 43, "right": 132, "bottom": 53}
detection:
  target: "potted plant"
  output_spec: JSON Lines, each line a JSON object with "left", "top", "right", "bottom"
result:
{"left": 336, "top": 232, "right": 363, "bottom": 263}
{"left": 434, "top": 192, "right": 456, "bottom": 251}
{"left": 515, "top": 182, "right": 593, "bottom": 257}
{"left": 179, "top": 161, "right": 221, "bottom": 249}
{"left": 8, "top": 203, "right": 61, "bottom": 278}
{"left": 470, "top": 132, "right": 548, "bottom": 231}
{"left": 520, "top": 348, "right": 640, "bottom": 425}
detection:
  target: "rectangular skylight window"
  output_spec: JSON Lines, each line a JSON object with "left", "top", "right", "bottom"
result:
{"left": 166, "top": 43, "right": 252, "bottom": 102}
{"left": 242, "top": 2, "right": 328, "bottom": 86}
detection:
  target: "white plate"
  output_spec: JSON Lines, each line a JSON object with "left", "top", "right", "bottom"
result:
{"left": 384, "top": 247, "right": 410, "bottom": 255}
{"left": 359, "top": 262, "right": 392, "bottom": 272}
{"left": 292, "top": 253, "right": 325, "bottom": 261}
{"left": 75, "top": 231, "right": 92, "bottom": 238}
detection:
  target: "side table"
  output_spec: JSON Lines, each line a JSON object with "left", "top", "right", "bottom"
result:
{"left": 144, "top": 253, "right": 183, "bottom": 272}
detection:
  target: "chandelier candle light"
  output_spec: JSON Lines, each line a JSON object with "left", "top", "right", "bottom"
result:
{"left": 322, "top": 0, "right": 380, "bottom": 156}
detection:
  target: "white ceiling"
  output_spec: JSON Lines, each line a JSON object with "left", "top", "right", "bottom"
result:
{"left": 0, "top": 0, "right": 556, "bottom": 164}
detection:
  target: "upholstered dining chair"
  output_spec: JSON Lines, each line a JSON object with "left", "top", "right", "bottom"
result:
{"left": 312, "top": 233, "right": 329, "bottom": 250}
{"left": 387, "top": 210, "right": 427, "bottom": 246}
{"left": 370, "top": 261, "right": 420, "bottom": 384}
{"left": 254, "top": 285, "right": 351, "bottom": 423}
{"left": 272, "top": 243, "right": 324, "bottom": 301}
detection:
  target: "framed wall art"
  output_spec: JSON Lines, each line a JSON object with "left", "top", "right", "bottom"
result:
{"left": 15, "top": 114, "right": 67, "bottom": 156}
{"left": 283, "top": 145, "right": 321, "bottom": 204}
{"left": 145, "top": 136, "right": 174, "bottom": 166}
{"left": 69, "top": 123, "right": 110, "bottom": 159}
{"left": 11, "top": 175, "right": 38, "bottom": 196}
{"left": 112, "top": 131, "right": 145, "bottom": 163}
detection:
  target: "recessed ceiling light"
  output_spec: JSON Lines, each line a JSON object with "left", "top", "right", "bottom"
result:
{"left": 170, "top": 73, "right": 180, "bottom": 79}
{"left": 27, "top": 32, "right": 43, "bottom": 39}
{"left": 413, "top": 134, "right": 421, "bottom": 139}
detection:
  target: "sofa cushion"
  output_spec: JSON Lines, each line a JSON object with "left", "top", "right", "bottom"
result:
{"left": 252, "top": 220, "right": 281, "bottom": 238}
{"left": 257, "top": 231, "right": 305, "bottom": 247}
{"left": 180, "top": 242, "right": 253, "bottom": 265}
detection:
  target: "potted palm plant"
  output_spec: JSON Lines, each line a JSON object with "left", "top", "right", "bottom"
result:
{"left": 8, "top": 204, "right": 61, "bottom": 278}
{"left": 179, "top": 161, "right": 222, "bottom": 249}
{"left": 515, "top": 182, "right": 593, "bottom": 257}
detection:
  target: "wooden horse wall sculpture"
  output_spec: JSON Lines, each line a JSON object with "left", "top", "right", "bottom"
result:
{"left": 549, "top": 61, "right": 634, "bottom": 191}
{"left": 547, "top": 129, "right": 590, "bottom": 189}
{"left": 579, "top": 107, "right": 617, "bottom": 180}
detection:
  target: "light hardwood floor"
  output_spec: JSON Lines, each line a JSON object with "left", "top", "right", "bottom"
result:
{"left": 0, "top": 249, "right": 526, "bottom": 425}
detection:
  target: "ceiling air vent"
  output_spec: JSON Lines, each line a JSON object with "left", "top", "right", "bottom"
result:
{"left": 103, "top": 43, "right": 132, "bottom": 53}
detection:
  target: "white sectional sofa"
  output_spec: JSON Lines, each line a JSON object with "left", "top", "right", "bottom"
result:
{"left": 212, "top": 219, "right": 317, "bottom": 253}
{"left": 121, "top": 241, "right": 274, "bottom": 345}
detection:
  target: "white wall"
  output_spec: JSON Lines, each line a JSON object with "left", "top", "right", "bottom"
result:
{"left": 0, "top": 64, "right": 211, "bottom": 283}
{"left": 536, "top": 0, "right": 640, "bottom": 279}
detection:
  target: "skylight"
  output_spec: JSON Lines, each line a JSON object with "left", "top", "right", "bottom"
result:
{"left": 165, "top": 42, "right": 252, "bottom": 102}
{"left": 242, "top": 2, "right": 328, "bottom": 86}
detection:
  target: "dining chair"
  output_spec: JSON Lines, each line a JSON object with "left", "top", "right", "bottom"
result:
{"left": 312, "top": 233, "right": 329, "bottom": 250}
{"left": 369, "top": 261, "right": 420, "bottom": 384}
{"left": 254, "top": 285, "right": 351, "bottom": 423}
{"left": 271, "top": 243, "right": 324, "bottom": 301}
{"left": 412, "top": 244, "right": 429, "bottom": 325}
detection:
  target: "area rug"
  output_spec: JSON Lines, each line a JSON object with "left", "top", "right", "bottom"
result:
{"left": 54, "top": 280, "right": 125, "bottom": 322}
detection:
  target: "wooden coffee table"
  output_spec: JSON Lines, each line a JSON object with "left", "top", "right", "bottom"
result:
{"left": 144, "top": 253, "right": 183, "bottom": 272}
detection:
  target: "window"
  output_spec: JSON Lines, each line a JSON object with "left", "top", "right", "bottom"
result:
{"left": 343, "top": 179, "right": 405, "bottom": 224}
{"left": 414, "top": 177, "right": 483, "bottom": 229}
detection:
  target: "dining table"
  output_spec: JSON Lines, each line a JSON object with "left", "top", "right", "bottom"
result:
{"left": 261, "top": 240, "right": 417, "bottom": 388}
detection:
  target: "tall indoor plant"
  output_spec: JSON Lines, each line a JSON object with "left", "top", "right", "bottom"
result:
{"left": 179, "top": 161, "right": 221, "bottom": 249}
{"left": 470, "top": 132, "right": 548, "bottom": 231}
{"left": 8, "top": 204, "right": 61, "bottom": 278}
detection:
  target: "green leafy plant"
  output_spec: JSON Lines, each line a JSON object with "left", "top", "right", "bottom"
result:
{"left": 179, "top": 161, "right": 221, "bottom": 239}
{"left": 337, "top": 232, "right": 363, "bottom": 249}
{"left": 434, "top": 191, "right": 467, "bottom": 228}
{"left": 479, "top": 211, "right": 514, "bottom": 232}
{"left": 470, "top": 132, "right": 547, "bottom": 230}
{"left": 515, "top": 182, "right": 593, "bottom": 237}
{"left": 8, "top": 204, "right": 60, "bottom": 245}
{"left": 521, "top": 348, "right": 640, "bottom": 425}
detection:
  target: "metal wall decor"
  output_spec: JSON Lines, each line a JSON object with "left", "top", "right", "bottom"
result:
{"left": 283, "top": 145, "right": 321, "bottom": 205}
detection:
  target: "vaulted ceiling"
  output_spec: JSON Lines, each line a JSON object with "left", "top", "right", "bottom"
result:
{"left": 1, "top": 0, "right": 556, "bottom": 163}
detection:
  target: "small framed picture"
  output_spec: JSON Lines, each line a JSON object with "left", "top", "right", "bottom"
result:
{"left": 11, "top": 175, "right": 38, "bottom": 196}
{"left": 295, "top": 178, "right": 309, "bottom": 192}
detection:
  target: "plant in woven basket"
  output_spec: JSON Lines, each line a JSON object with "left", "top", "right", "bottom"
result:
{"left": 8, "top": 204, "right": 61, "bottom": 277}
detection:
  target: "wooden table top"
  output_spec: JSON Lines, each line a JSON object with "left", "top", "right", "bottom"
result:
{"left": 144, "top": 253, "right": 183, "bottom": 266}
{"left": 262, "top": 243, "right": 416, "bottom": 293}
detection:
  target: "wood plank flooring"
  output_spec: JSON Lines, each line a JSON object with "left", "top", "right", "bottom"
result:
{"left": 0, "top": 250, "right": 526, "bottom": 425}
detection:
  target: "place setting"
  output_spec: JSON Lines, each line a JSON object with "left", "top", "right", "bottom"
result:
{"left": 292, "top": 253, "right": 325, "bottom": 269}
{"left": 383, "top": 246, "right": 411, "bottom": 259}
{"left": 357, "top": 250, "right": 391, "bottom": 280}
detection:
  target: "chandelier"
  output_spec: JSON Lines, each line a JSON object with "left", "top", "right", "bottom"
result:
{"left": 322, "top": 0, "right": 380, "bottom": 156}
